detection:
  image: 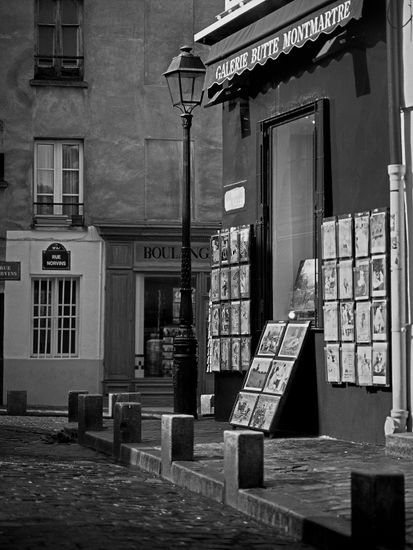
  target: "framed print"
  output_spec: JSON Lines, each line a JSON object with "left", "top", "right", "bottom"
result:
{"left": 354, "top": 211, "right": 370, "bottom": 258}
{"left": 210, "top": 304, "right": 220, "bottom": 336}
{"left": 221, "top": 303, "right": 231, "bottom": 336}
{"left": 240, "top": 300, "right": 251, "bottom": 335}
{"left": 231, "top": 338, "right": 241, "bottom": 371}
{"left": 256, "top": 321, "right": 287, "bottom": 357}
{"left": 354, "top": 258, "right": 370, "bottom": 300}
{"left": 371, "top": 255, "right": 387, "bottom": 297}
{"left": 230, "top": 301, "right": 240, "bottom": 335}
{"left": 248, "top": 394, "right": 281, "bottom": 432}
{"left": 230, "top": 391, "right": 258, "bottom": 427}
{"left": 355, "top": 301, "right": 371, "bottom": 343}
{"left": 210, "top": 269, "right": 220, "bottom": 302}
{"left": 220, "top": 337, "right": 231, "bottom": 370}
{"left": 337, "top": 214, "right": 353, "bottom": 258}
{"left": 240, "top": 337, "right": 251, "bottom": 371}
{"left": 372, "top": 299, "right": 387, "bottom": 341}
{"left": 370, "top": 208, "right": 387, "bottom": 254}
{"left": 230, "top": 266, "right": 240, "bottom": 299}
{"left": 340, "top": 301, "right": 355, "bottom": 342}
{"left": 229, "top": 227, "right": 239, "bottom": 264}
{"left": 239, "top": 225, "right": 251, "bottom": 263}
{"left": 278, "top": 321, "right": 310, "bottom": 358}
{"left": 341, "top": 343, "right": 356, "bottom": 383}
{"left": 290, "top": 258, "right": 317, "bottom": 318}
{"left": 321, "top": 217, "right": 337, "bottom": 260}
{"left": 338, "top": 259, "right": 353, "bottom": 300}
{"left": 325, "top": 343, "right": 341, "bottom": 383}
{"left": 262, "top": 359, "right": 294, "bottom": 395}
{"left": 239, "top": 264, "right": 250, "bottom": 298}
{"left": 243, "top": 356, "right": 273, "bottom": 391}
{"left": 322, "top": 260, "right": 337, "bottom": 301}
{"left": 323, "top": 301, "right": 339, "bottom": 341}
{"left": 210, "top": 338, "right": 220, "bottom": 372}
{"left": 220, "top": 267, "right": 229, "bottom": 301}
{"left": 210, "top": 234, "right": 220, "bottom": 267}
{"left": 220, "top": 229, "right": 230, "bottom": 265}
{"left": 372, "top": 342, "right": 389, "bottom": 386}
{"left": 356, "top": 345, "right": 373, "bottom": 386}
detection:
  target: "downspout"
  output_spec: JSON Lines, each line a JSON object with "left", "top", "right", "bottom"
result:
{"left": 384, "top": 0, "right": 408, "bottom": 434}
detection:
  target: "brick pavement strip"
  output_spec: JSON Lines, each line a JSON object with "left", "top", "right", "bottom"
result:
{"left": 0, "top": 416, "right": 314, "bottom": 550}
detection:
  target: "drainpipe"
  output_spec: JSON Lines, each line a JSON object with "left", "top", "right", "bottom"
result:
{"left": 384, "top": 0, "right": 408, "bottom": 434}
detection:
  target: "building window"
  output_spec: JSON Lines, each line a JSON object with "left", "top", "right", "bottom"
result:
{"left": 35, "top": 0, "right": 84, "bottom": 81}
{"left": 32, "top": 277, "right": 79, "bottom": 358}
{"left": 34, "top": 139, "right": 84, "bottom": 223}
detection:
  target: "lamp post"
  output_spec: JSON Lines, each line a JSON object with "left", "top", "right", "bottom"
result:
{"left": 163, "top": 46, "right": 206, "bottom": 417}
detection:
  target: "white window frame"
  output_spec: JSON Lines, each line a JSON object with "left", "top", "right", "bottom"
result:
{"left": 31, "top": 277, "right": 80, "bottom": 358}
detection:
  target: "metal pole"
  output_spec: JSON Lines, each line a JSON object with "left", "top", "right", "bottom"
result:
{"left": 172, "top": 112, "right": 198, "bottom": 417}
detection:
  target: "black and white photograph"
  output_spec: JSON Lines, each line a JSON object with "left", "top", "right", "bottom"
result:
{"left": 256, "top": 321, "right": 287, "bottom": 356}
{"left": 371, "top": 255, "right": 387, "bottom": 297}
{"left": 354, "top": 211, "right": 370, "bottom": 257}
{"left": 325, "top": 343, "right": 341, "bottom": 383}
{"left": 243, "top": 357, "right": 273, "bottom": 391}
{"left": 248, "top": 394, "right": 281, "bottom": 431}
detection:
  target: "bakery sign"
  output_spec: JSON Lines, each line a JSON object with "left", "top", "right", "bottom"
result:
{"left": 42, "top": 243, "right": 71, "bottom": 270}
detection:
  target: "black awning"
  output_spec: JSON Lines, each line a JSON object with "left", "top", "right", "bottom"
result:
{"left": 204, "top": 0, "right": 364, "bottom": 92}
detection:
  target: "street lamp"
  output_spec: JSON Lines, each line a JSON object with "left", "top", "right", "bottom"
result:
{"left": 163, "top": 46, "right": 206, "bottom": 417}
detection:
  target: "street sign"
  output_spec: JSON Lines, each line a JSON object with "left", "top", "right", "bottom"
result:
{"left": 42, "top": 243, "right": 71, "bottom": 270}
{"left": 0, "top": 261, "right": 21, "bottom": 281}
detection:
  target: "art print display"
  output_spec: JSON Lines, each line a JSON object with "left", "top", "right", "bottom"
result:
{"left": 341, "top": 343, "right": 356, "bottom": 383}
{"left": 322, "top": 260, "right": 338, "bottom": 301}
{"left": 278, "top": 321, "right": 310, "bottom": 358}
{"left": 221, "top": 303, "right": 231, "bottom": 336}
{"left": 210, "top": 338, "right": 220, "bottom": 372}
{"left": 248, "top": 394, "right": 281, "bottom": 431}
{"left": 240, "top": 337, "right": 251, "bottom": 370}
{"left": 210, "top": 269, "right": 220, "bottom": 302}
{"left": 262, "top": 359, "right": 294, "bottom": 395}
{"left": 230, "top": 266, "right": 240, "bottom": 299}
{"left": 239, "top": 264, "right": 250, "bottom": 298}
{"left": 231, "top": 301, "right": 240, "bottom": 335}
{"left": 230, "top": 392, "right": 258, "bottom": 427}
{"left": 338, "top": 260, "right": 353, "bottom": 300}
{"left": 325, "top": 343, "right": 341, "bottom": 383}
{"left": 337, "top": 214, "right": 353, "bottom": 258}
{"left": 240, "top": 300, "right": 251, "bottom": 335}
{"left": 210, "top": 304, "right": 220, "bottom": 336}
{"left": 372, "top": 342, "right": 389, "bottom": 386}
{"left": 372, "top": 299, "right": 387, "bottom": 341}
{"left": 371, "top": 255, "right": 386, "bottom": 297}
{"left": 354, "top": 258, "right": 370, "bottom": 300}
{"left": 340, "top": 301, "right": 355, "bottom": 341}
{"left": 370, "top": 209, "right": 387, "bottom": 254}
{"left": 220, "top": 268, "right": 229, "bottom": 301}
{"left": 323, "top": 301, "right": 339, "bottom": 341}
{"left": 354, "top": 212, "right": 370, "bottom": 258}
{"left": 321, "top": 217, "right": 337, "bottom": 260}
{"left": 256, "top": 321, "right": 287, "bottom": 357}
{"left": 243, "top": 357, "right": 272, "bottom": 391}
{"left": 290, "top": 259, "right": 316, "bottom": 316}
{"left": 229, "top": 227, "right": 240, "bottom": 264}
{"left": 220, "top": 229, "right": 230, "bottom": 265}
{"left": 239, "top": 225, "right": 251, "bottom": 263}
{"left": 220, "top": 337, "right": 231, "bottom": 370}
{"left": 231, "top": 338, "right": 241, "bottom": 371}
{"left": 356, "top": 345, "right": 373, "bottom": 385}
{"left": 210, "top": 234, "right": 220, "bottom": 267}
{"left": 355, "top": 301, "right": 371, "bottom": 343}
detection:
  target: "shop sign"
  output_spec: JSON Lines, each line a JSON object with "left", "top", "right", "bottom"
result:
{"left": 42, "top": 243, "right": 71, "bottom": 270}
{"left": 135, "top": 243, "right": 209, "bottom": 264}
{"left": 0, "top": 261, "right": 21, "bottom": 281}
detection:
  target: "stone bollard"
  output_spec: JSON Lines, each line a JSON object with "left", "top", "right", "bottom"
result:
{"left": 7, "top": 391, "right": 27, "bottom": 415}
{"left": 113, "top": 402, "right": 142, "bottom": 459}
{"left": 77, "top": 394, "right": 103, "bottom": 444}
{"left": 351, "top": 471, "right": 405, "bottom": 549}
{"left": 161, "top": 414, "right": 194, "bottom": 481}
{"left": 68, "top": 390, "right": 88, "bottom": 423}
{"left": 108, "top": 392, "right": 141, "bottom": 418}
{"left": 224, "top": 430, "right": 264, "bottom": 508}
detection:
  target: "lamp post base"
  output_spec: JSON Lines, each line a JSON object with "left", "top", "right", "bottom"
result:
{"left": 173, "top": 325, "right": 198, "bottom": 418}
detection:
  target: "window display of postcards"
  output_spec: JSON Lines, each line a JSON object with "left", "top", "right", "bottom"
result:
{"left": 322, "top": 260, "right": 338, "bottom": 300}
{"left": 220, "top": 337, "right": 231, "bottom": 370}
{"left": 338, "top": 259, "right": 353, "bottom": 300}
{"left": 372, "top": 342, "right": 389, "bottom": 386}
{"left": 256, "top": 320, "right": 287, "bottom": 356}
{"left": 239, "top": 225, "right": 252, "bottom": 263}
{"left": 210, "top": 234, "right": 220, "bottom": 267}
{"left": 370, "top": 208, "right": 387, "bottom": 254}
{"left": 325, "top": 343, "right": 341, "bottom": 383}
{"left": 354, "top": 211, "right": 370, "bottom": 258}
{"left": 323, "top": 301, "right": 339, "bottom": 341}
{"left": 220, "top": 267, "right": 230, "bottom": 301}
{"left": 210, "top": 269, "right": 220, "bottom": 302}
{"left": 210, "top": 304, "right": 220, "bottom": 337}
{"left": 221, "top": 303, "right": 231, "bottom": 336}
{"left": 372, "top": 299, "right": 387, "bottom": 341}
{"left": 249, "top": 394, "right": 281, "bottom": 431}
{"left": 355, "top": 301, "right": 371, "bottom": 343}
{"left": 321, "top": 217, "right": 337, "bottom": 260}
{"left": 356, "top": 345, "right": 373, "bottom": 385}
{"left": 354, "top": 258, "right": 370, "bottom": 300}
{"left": 210, "top": 338, "right": 221, "bottom": 372}
{"left": 340, "top": 301, "right": 355, "bottom": 341}
{"left": 230, "top": 266, "right": 240, "bottom": 299}
{"left": 231, "top": 301, "right": 241, "bottom": 335}
{"left": 371, "top": 255, "right": 387, "bottom": 297}
{"left": 230, "top": 391, "right": 258, "bottom": 427}
{"left": 243, "top": 357, "right": 273, "bottom": 391}
{"left": 240, "top": 300, "right": 251, "bottom": 335}
{"left": 278, "top": 320, "right": 311, "bottom": 358}
{"left": 220, "top": 229, "right": 230, "bottom": 265}
{"left": 341, "top": 343, "right": 356, "bottom": 383}
{"left": 240, "top": 337, "right": 251, "bottom": 371}
{"left": 229, "top": 227, "right": 240, "bottom": 264}
{"left": 231, "top": 337, "right": 241, "bottom": 371}
{"left": 239, "top": 264, "right": 250, "bottom": 298}
{"left": 262, "top": 359, "right": 294, "bottom": 394}
{"left": 337, "top": 214, "right": 353, "bottom": 258}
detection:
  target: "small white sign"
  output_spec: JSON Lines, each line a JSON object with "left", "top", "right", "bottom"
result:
{"left": 224, "top": 186, "right": 245, "bottom": 212}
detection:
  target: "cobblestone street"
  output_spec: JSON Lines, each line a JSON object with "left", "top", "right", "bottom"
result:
{"left": 0, "top": 416, "right": 315, "bottom": 550}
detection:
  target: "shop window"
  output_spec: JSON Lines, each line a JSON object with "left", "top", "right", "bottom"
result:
{"left": 34, "top": 0, "right": 84, "bottom": 81}
{"left": 34, "top": 139, "right": 84, "bottom": 225}
{"left": 32, "top": 277, "right": 79, "bottom": 358}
